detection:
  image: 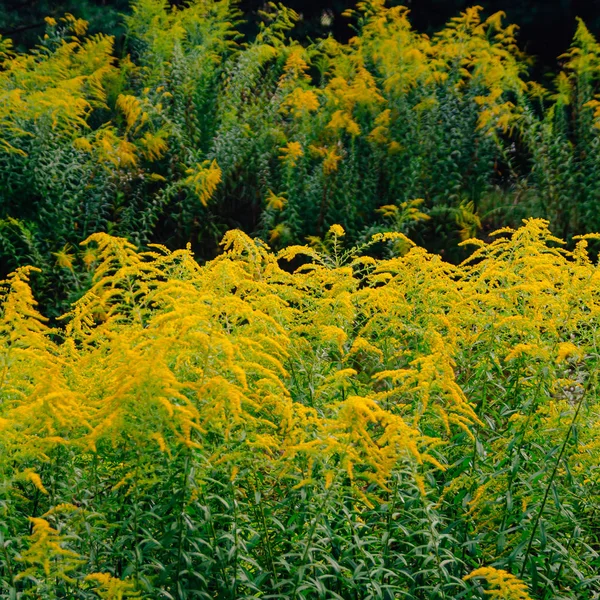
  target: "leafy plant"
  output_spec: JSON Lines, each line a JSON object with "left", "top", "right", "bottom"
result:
{"left": 1, "top": 219, "right": 599, "bottom": 598}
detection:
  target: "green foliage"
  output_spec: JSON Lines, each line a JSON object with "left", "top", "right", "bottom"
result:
{"left": 0, "top": 1, "right": 600, "bottom": 316}
{"left": 0, "top": 0, "right": 128, "bottom": 51}
{"left": 515, "top": 20, "right": 600, "bottom": 239}
{"left": 1, "top": 220, "right": 599, "bottom": 598}
{"left": 2, "top": 4, "right": 600, "bottom": 598}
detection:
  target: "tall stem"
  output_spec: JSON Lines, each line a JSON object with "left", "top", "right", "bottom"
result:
{"left": 519, "top": 375, "right": 591, "bottom": 578}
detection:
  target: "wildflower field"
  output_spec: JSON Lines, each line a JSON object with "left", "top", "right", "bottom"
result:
{"left": 1, "top": 1, "right": 600, "bottom": 599}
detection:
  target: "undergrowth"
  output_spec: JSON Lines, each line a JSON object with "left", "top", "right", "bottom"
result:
{"left": 3, "top": 1, "right": 600, "bottom": 314}
{"left": 1, "top": 218, "right": 599, "bottom": 598}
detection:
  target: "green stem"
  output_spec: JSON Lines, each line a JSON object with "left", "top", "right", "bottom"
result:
{"left": 174, "top": 452, "right": 190, "bottom": 594}
{"left": 2, "top": 539, "right": 15, "bottom": 590}
{"left": 201, "top": 487, "right": 228, "bottom": 593}
{"left": 519, "top": 375, "right": 591, "bottom": 579}
{"left": 231, "top": 482, "right": 239, "bottom": 600}
{"left": 132, "top": 452, "right": 141, "bottom": 591}
{"left": 291, "top": 480, "right": 336, "bottom": 599}
{"left": 254, "top": 475, "right": 278, "bottom": 587}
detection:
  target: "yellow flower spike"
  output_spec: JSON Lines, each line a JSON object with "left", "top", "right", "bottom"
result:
{"left": 464, "top": 567, "right": 533, "bottom": 600}
{"left": 308, "top": 144, "right": 343, "bottom": 174}
{"left": 322, "top": 147, "right": 342, "bottom": 174}
{"left": 80, "top": 246, "right": 98, "bottom": 270}
{"left": 140, "top": 131, "right": 168, "bottom": 161}
{"left": 292, "top": 477, "right": 316, "bottom": 490}
{"left": 504, "top": 343, "right": 548, "bottom": 363}
{"left": 183, "top": 159, "right": 222, "bottom": 206}
{"left": 328, "top": 224, "right": 345, "bottom": 237}
{"left": 324, "top": 471, "right": 335, "bottom": 489}
{"left": 116, "top": 94, "right": 145, "bottom": 132}
{"left": 266, "top": 189, "right": 287, "bottom": 210}
{"left": 327, "top": 110, "right": 361, "bottom": 136}
{"left": 556, "top": 342, "right": 583, "bottom": 364}
{"left": 85, "top": 573, "right": 140, "bottom": 599}
{"left": 269, "top": 223, "right": 290, "bottom": 244}
{"left": 73, "top": 137, "right": 93, "bottom": 153}
{"left": 16, "top": 517, "right": 83, "bottom": 583}
{"left": 278, "top": 141, "right": 304, "bottom": 167}
{"left": 151, "top": 432, "right": 169, "bottom": 454}
{"left": 280, "top": 88, "right": 320, "bottom": 118}
{"left": 280, "top": 47, "right": 311, "bottom": 82}
{"left": 414, "top": 473, "right": 426, "bottom": 497}
{"left": 62, "top": 14, "right": 88, "bottom": 37}
{"left": 42, "top": 503, "right": 80, "bottom": 518}
{"left": 22, "top": 469, "right": 49, "bottom": 495}
{"left": 52, "top": 244, "right": 76, "bottom": 271}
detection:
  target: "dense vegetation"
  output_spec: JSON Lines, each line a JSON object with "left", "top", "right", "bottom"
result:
{"left": 1, "top": 2, "right": 600, "bottom": 598}
{"left": 1, "top": 220, "right": 600, "bottom": 598}
{"left": 2, "top": 0, "right": 600, "bottom": 314}
{"left": 3, "top": 0, "right": 597, "bottom": 72}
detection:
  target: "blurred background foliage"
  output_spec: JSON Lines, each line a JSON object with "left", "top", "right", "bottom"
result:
{"left": 1, "top": 0, "right": 600, "bottom": 317}
{"left": 2, "top": 0, "right": 599, "bottom": 72}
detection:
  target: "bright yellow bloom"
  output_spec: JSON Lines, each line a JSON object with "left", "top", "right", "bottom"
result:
{"left": 280, "top": 88, "right": 320, "bottom": 118}
{"left": 266, "top": 189, "right": 287, "bottom": 210}
{"left": 184, "top": 159, "right": 222, "bottom": 206}
{"left": 279, "top": 141, "right": 304, "bottom": 167}
{"left": 53, "top": 244, "right": 75, "bottom": 271}
{"left": 464, "top": 567, "right": 533, "bottom": 600}
{"left": 327, "top": 110, "right": 361, "bottom": 136}
{"left": 328, "top": 224, "right": 345, "bottom": 237}
{"left": 556, "top": 341, "right": 582, "bottom": 363}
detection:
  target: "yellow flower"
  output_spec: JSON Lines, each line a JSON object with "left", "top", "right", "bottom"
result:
{"left": 16, "top": 518, "right": 83, "bottom": 583}
{"left": 323, "top": 147, "right": 342, "bottom": 174}
{"left": 184, "top": 159, "right": 222, "bottom": 206}
{"left": 280, "top": 88, "right": 320, "bottom": 118}
{"left": 140, "top": 130, "right": 168, "bottom": 161}
{"left": 504, "top": 343, "right": 548, "bottom": 363}
{"left": 73, "top": 137, "right": 93, "bottom": 153}
{"left": 22, "top": 469, "right": 48, "bottom": 495}
{"left": 327, "top": 110, "right": 361, "bottom": 136}
{"left": 116, "top": 94, "right": 145, "bottom": 132}
{"left": 85, "top": 573, "right": 140, "bottom": 598}
{"left": 324, "top": 471, "right": 335, "bottom": 489}
{"left": 81, "top": 246, "right": 98, "bottom": 270}
{"left": 309, "top": 145, "right": 343, "bottom": 174}
{"left": 328, "top": 224, "right": 345, "bottom": 237}
{"left": 62, "top": 13, "right": 88, "bottom": 37}
{"left": 53, "top": 244, "right": 75, "bottom": 271}
{"left": 281, "top": 48, "right": 311, "bottom": 80}
{"left": 269, "top": 222, "right": 290, "bottom": 243}
{"left": 556, "top": 342, "right": 582, "bottom": 364}
{"left": 464, "top": 567, "right": 533, "bottom": 600}
{"left": 455, "top": 200, "right": 482, "bottom": 241}
{"left": 279, "top": 141, "right": 304, "bottom": 167}
{"left": 266, "top": 190, "right": 287, "bottom": 210}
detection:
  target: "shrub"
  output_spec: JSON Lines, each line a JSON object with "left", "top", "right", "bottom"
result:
{"left": 1, "top": 219, "right": 599, "bottom": 598}
{"left": 0, "top": 1, "right": 552, "bottom": 313}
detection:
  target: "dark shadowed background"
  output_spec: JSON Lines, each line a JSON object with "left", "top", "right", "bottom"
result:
{"left": 1, "top": 0, "right": 599, "bottom": 74}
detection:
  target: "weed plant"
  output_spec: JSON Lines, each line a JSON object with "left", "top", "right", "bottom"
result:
{"left": 1, "top": 219, "right": 599, "bottom": 598}
{"left": 2, "top": 1, "right": 600, "bottom": 314}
